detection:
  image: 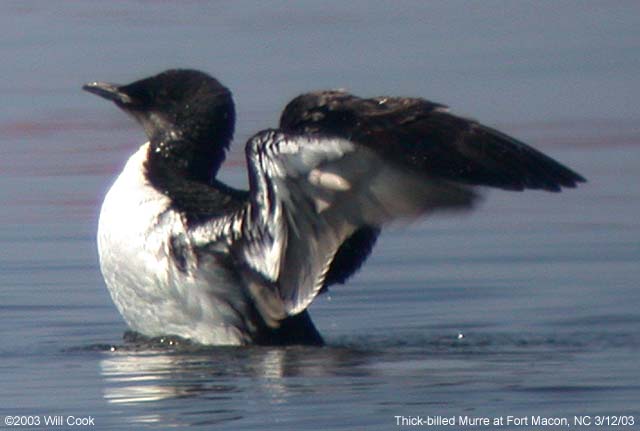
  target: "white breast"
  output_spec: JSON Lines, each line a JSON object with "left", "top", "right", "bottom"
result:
{"left": 97, "top": 143, "right": 250, "bottom": 345}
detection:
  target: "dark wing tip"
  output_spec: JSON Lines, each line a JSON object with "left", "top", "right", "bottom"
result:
{"left": 378, "top": 112, "right": 587, "bottom": 193}
{"left": 474, "top": 124, "right": 586, "bottom": 192}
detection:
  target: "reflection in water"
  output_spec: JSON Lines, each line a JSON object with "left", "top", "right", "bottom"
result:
{"left": 102, "top": 353, "right": 190, "bottom": 404}
{"left": 94, "top": 329, "right": 640, "bottom": 427}
{"left": 101, "top": 343, "right": 369, "bottom": 400}
{"left": 99, "top": 338, "right": 374, "bottom": 426}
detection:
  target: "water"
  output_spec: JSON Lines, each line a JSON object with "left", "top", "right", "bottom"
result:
{"left": 2, "top": 1, "right": 639, "bottom": 430}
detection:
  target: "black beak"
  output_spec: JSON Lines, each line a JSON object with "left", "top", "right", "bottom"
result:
{"left": 82, "top": 81, "right": 133, "bottom": 105}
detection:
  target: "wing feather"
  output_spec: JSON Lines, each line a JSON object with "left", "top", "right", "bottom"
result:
{"left": 280, "top": 91, "right": 586, "bottom": 191}
{"left": 239, "top": 130, "right": 478, "bottom": 323}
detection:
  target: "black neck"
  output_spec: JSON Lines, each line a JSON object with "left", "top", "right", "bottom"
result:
{"left": 146, "top": 135, "right": 227, "bottom": 185}
{"left": 144, "top": 139, "right": 248, "bottom": 225}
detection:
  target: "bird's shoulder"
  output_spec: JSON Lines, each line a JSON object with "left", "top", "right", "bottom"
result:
{"left": 279, "top": 90, "right": 445, "bottom": 137}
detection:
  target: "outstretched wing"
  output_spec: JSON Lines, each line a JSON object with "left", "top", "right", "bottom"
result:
{"left": 278, "top": 90, "right": 585, "bottom": 295}
{"left": 237, "top": 129, "right": 478, "bottom": 326}
{"left": 280, "top": 90, "right": 586, "bottom": 191}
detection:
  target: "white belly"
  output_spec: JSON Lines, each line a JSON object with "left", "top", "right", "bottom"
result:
{"left": 97, "top": 143, "right": 250, "bottom": 345}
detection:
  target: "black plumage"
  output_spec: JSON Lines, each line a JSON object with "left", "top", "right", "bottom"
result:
{"left": 280, "top": 91, "right": 585, "bottom": 191}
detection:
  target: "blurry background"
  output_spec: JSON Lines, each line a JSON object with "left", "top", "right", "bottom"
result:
{"left": 1, "top": 1, "right": 638, "bottom": 429}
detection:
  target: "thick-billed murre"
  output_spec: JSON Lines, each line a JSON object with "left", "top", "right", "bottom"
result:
{"left": 83, "top": 69, "right": 585, "bottom": 346}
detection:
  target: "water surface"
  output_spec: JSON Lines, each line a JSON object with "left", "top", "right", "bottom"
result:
{"left": 1, "top": 1, "right": 639, "bottom": 430}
